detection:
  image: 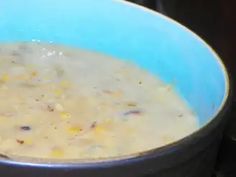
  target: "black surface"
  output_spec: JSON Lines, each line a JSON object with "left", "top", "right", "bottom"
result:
{"left": 215, "top": 101, "right": 236, "bottom": 177}
{"left": 128, "top": 0, "right": 156, "bottom": 9}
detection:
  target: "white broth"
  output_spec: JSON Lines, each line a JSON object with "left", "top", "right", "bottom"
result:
{"left": 0, "top": 42, "right": 198, "bottom": 159}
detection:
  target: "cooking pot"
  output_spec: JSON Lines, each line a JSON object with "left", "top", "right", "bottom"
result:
{"left": 0, "top": 0, "right": 231, "bottom": 177}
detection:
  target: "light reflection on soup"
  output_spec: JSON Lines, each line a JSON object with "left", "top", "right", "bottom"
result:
{"left": 0, "top": 42, "right": 198, "bottom": 159}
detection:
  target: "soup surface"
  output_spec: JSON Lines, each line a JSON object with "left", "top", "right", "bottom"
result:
{"left": 0, "top": 43, "right": 198, "bottom": 159}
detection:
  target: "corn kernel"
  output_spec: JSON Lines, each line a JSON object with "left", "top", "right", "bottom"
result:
{"left": 54, "top": 89, "right": 63, "bottom": 97}
{"left": 24, "top": 138, "right": 33, "bottom": 145}
{"left": 92, "top": 120, "right": 113, "bottom": 135}
{"left": 94, "top": 126, "right": 105, "bottom": 134}
{"left": 1, "top": 73, "right": 9, "bottom": 82}
{"left": 31, "top": 71, "right": 37, "bottom": 77}
{"left": 50, "top": 148, "right": 64, "bottom": 158}
{"left": 60, "top": 112, "right": 71, "bottom": 119}
{"left": 67, "top": 126, "right": 82, "bottom": 135}
{"left": 60, "top": 80, "right": 71, "bottom": 89}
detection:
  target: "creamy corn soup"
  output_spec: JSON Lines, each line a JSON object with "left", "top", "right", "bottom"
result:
{"left": 0, "top": 43, "right": 198, "bottom": 159}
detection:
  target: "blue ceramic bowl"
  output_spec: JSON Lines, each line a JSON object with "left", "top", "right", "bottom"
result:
{"left": 0, "top": 1, "right": 231, "bottom": 177}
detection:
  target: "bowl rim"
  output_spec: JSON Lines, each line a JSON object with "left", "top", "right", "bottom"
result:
{"left": 0, "top": 0, "right": 232, "bottom": 167}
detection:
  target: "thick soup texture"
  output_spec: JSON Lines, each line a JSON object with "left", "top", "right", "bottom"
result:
{"left": 0, "top": 43, "right": 198, "bottom": 159}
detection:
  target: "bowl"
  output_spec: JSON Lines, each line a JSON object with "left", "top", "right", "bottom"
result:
{"left": 0, "top": 0, "right": 231, "bottom": 177}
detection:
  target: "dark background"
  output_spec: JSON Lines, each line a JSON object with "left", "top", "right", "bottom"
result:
{"left": 128, "top": 0, "right": 236, "bottom": 93}
{"left": 128, "top": 1, "right": 236, "bottom": 177}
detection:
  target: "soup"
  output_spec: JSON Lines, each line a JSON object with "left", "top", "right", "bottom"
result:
{"left": 0, "top": 42, "right": 198, "bottom": 159}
